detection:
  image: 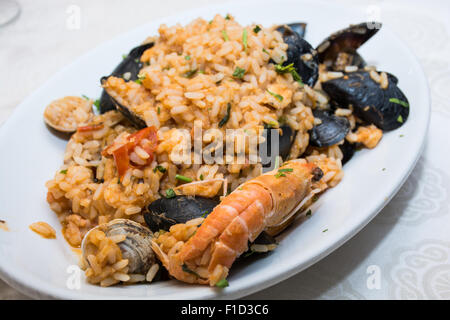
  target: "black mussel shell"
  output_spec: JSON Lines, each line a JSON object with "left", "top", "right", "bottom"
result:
{"left": 261, "top": 124, "right": 296, "bottom": 167}
{"left": 101, "top": 80, "right": 147, "bottom": 128}
{"left": 253, "top": 232, "right": 277, "bottom": 245}
{"left": 322, "top": 71, "right": 409, "bottom": 131}
{"left": 276, "top": 25, "right": 319, "bottom": 87}
{"left": 99, "top": 42, "right": 154, "bottom": 114}
{"left": 309, "top": 109, "right": 350, "bottom": 147}
{"left": 287, "top": 22, "right": 307, "bottom": 38}
{"left": 144, "top": 196, "right": 219, "bottom": 232}
{"left": 339, "top": 140, "right": 356, "bottom": 165}
{"left": 317, "top": 22, "right": 381, "bottom": 71}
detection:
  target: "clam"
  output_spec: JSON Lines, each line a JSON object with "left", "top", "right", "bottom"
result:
{"left": 322, "top": 71, "right": 409, "bottom": 131}
{"left": 99, "top": 42, "right": 154, "bottom": 114}
{"left": 316, "top": 22, "right": 381, "bottom": 71}
{"left": 43, "top": 96, "right": 93, "bottom": 133}
{"left": 309, "top": 109, "right": 350, "bottom": 147}
{"left": 82, "top": 219, "right": 155, "bottom": 275}
{"left": 276, "top": 24, "right": 319, "bottom": 87}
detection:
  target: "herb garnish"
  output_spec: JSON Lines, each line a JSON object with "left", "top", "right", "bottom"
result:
{"left": 232, "top": 67, "right": 246, "bottom": 79}
{"left": 275, "top": 167, "right": 292, "bottom": 178}
{"left": 199, "top": 174, "right": 204, "bottom": 180}
{"left": 185, "top": 55, "right": 191, "bottom": 60}
{"left": 201, "top": 210, "right": 209, "bottom": 218}
{"left": 397, "top": 115, "right": 404, "bottom": 123}
{"left": 153, "top": 165, "right": 167, "bottom": 173}
{"left": 157, "top": 106, "right": 161, "bottom": 115}
{"left": 267, "top": 89, "right": 283, "bottom": 102}
{"left": 305, "top": 209, "right": 312, "bottom": 217}
{"left": 389, "top": 98, "right": 409, "bottom": 108}
{"left": 182, "top": 264, "right": 203, "bottom": 278}
{"left": 60, "top": 169, "right": 68, "bottom": 174}
{"left": 216, "top": 279, "right": 229, "bottom": 288}
{"left": 253, "top": 25, "right": 261, "bottom": 33}
{"left": 322, "top": 229, "right": 328, "bottom": 233}
{"left": 242, "top": 29, "right": 248, "bottom": 52}
{"left": 184, "top": 69, "right": 198, "bottom": 78}
{"left": 219, "top": 103, "right": 232, "bottom": 127}
{"left": 176, "top": 174, "right": 193, "bottom": 183}
{"left": 225, "top": 14, "right": 231, "bottom": 20}
{"left": 122, "top": 54, "right": 128, "bottom": 59}
{"left": 135, "top": 73, "right": 146, "bottom": 84}
{"left": 93, "top": 99, "right": 100, "bottom": 112}
{"left": 262, "top": 48, "right": 270, "bottom": 55}
{"left": 275, "top": 62, "right": 304, "bottom": 86}
{"left": 165, "top": 188, "right": 176, "bottom": 198}
{"left": 81, "top": 95, "right": 90, "bottom": 100}
{"left": 221, "top": 30, "right": 229, "bottom": 41}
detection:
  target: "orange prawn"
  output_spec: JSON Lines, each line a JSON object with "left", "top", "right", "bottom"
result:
{"left": 152, "top": 160, "right": 324, "bottom": 286}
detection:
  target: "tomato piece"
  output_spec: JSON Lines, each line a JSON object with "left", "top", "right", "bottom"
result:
{"left": 77, "top": 124, "right": 104, "bottom": 132}
{"left": 112, "top": 144, "right": 130, "bottom": 179}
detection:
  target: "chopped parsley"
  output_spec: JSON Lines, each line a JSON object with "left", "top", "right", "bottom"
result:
{"left": 267, "top": 89, "right": 283, "bottom": 102}
{"left": 182, "top": 264, "right": 203, "bottom": 278}
{"left": 183, "top": 69, "right": 198, "bottom": 78}
{"left": 135, "top": 73, "right": 146, "bottom": 84}
{"left": 219, "top": 103, "right": 232, "bottom": 127}
{"left": 265, "top": 121, "right": 278, "bottom": 129}
{"left": 397, "top": 115, "right": 404, "bottom": 123}
{"left": 165, "top": 188, "right": 176, "bottom": 198}
{"left": 157, "top": 106, "right": 160, "bottom": 115}
{"left": 221, "top": 30, "right": 229, "bottom": 41}
{"left": 232, "top": 67, "right": 246, "bottom": 79}
{"left": 305, "top": 209, "right": 312, "bottom": 217}
{"left": 399, "top": 134, "right": 404, "bottom": 137}
{"left": 185, "top": 55, "right": 191, "bottom": 60}
{"left": 389, "top": 98, "right": 409, "bottom": 108}
{"left": 122, "top": 54, "right": 128, "bottom": 59}
{"left": 93, "top": 99, "right": 100, "bottom": 112}
{"left": 275, "top": 167, "right": 293, "bottom": 178}
{"left": 175, "top": 174, "right": 193, "bottom": 183}
{"left": 322, "top": 229, "right": 328, "bottom": 233}
{"left": 201, "top": 210, "right": 209, "bottom": 218}
{"left": 253, "top": 25, "right": 261, "bottom": 33}
{"left": 215, "top": 279, "right": 229, "bottom": 288}
{"left": 312, "top": 194, "right": 319, "bottom": 202}
{"left": 225, "top": 14, "right": 231, "bottom": 20}
{"left": 262, "top": 48, "right": 270, "bottom": 55}
{"left": 242, "top": 29, "right": 248, "bottom": 52}
{"left": 382, "top": 168, "right": 386, "bottom": 171}
{"left": 153, "top": 165, "right": 167, "bottom": 173}
{"left": 60, "top": 169, "right": 68, "bottom": 174}
{"left": 199, "top": 174, "right": 204, "bottom": 180}
{"left": 278, "top": 168, "right": 293, "bottom": 173}
{"left": 81, "top": 94, "right": 90, "bottom": 100}
{"left": 275, "top": 62, "right": 304, "bottom": 86}
{"left": 275, "top": 172, "right": 286, "bottom": 178}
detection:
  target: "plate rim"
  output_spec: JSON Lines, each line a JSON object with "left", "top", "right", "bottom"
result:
{"left": 0, "top": 0, "right": 431, "bottom": 300}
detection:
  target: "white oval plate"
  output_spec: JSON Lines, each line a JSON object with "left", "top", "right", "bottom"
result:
{"left": 0, "top": 0, "right": 429, "bottom": 299}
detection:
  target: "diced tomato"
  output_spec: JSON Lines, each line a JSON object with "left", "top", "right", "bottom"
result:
{"left": 104, "top": 126, "right": 158, "bottom": 178}
{"left": 112, "top": 144, "right": 130, "bottom": 179}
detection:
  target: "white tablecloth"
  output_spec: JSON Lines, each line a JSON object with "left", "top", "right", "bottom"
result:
{"left": 1, "top": 0, "right": 449, "bottom": 299}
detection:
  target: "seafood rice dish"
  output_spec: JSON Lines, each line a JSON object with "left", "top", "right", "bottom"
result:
{"left": 42, "top": 15, "right": 409, "bottom": 287}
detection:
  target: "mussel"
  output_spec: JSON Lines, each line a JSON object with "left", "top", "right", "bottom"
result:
{"left": 322, "top": 71, "right": 409, "bottom": 131}
{"left": 339, "top": 140, "right": 356, "bottom": 165}
{"left": 316, "top": 22, "right": 381, "bottom": 71}
{"left": 144, "top": 196, "right": 219, "bottom": 232}
{"left": 261, "top": 124, "right": 296, "bottom": 167}
{"left": 276, "top": 25, "right": 319, "bottom": 87}
{"left": 82, "top": 219, "right": 155, "bottom": 275}
{"left": 286, "top": 22, "right": 307, "bottom": 38}
{"left": 309, "top": 109, "right": 350, "bottom": 148}
{"left": 99, "top": 42, "right": 154, "bottom": 114}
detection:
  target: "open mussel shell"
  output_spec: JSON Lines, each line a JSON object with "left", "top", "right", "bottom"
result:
{"left": 286, "top": 22, "right": 307, "bottom": 38}
{"left": 322, "top": 71, "right": 409, "bottom": 131}
{"left": 276, "top": 25, "right": 319, "bottom": 87}
{"left": 309, "top": 109, "right": 350, "bottom": 148}
{"left": 261, "top": 124, "right": 296, "bottom": 167}
{"left": 339, "top": 140, "right": 356, "bottom": 165}
{"left": 82, "top": 219, "right": 155, "bottom": 275}
{"left": 144, "top": 196, "right": 219, "bottom": 232}
{"left": 99, "top": 42, "right": 154, "bottom": 114}
{"left": 317, "top": 22, "right": 381, "bottom": 71}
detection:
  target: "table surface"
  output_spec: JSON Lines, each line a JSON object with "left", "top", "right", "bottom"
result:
{"left": 1, "top": 0, "right": 449, "bottom": 300}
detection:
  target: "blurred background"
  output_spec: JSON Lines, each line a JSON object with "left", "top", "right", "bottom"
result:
{"left": 1, "top": 0, "right": 449, "bottom": 299}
